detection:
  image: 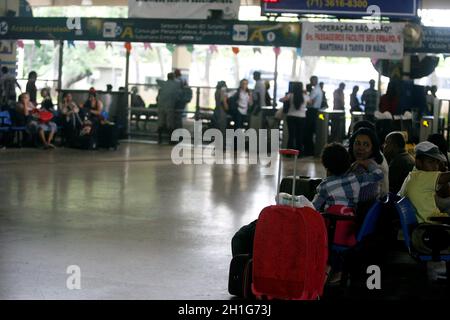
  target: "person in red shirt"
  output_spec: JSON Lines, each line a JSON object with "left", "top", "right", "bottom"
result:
{"left": 379, "top": 82, "right": 399, "bottom": 114}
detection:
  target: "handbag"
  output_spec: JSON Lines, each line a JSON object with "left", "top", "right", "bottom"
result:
{"left": 325, "top": 205, "right": 358, "bottom": 247}
{"left": 38, "top": 110, "right": 54, "bottom": 123}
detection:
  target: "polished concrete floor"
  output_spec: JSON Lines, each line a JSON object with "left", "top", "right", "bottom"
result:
{"left": 0, "top": 142, "right": 326, "bottom": 299}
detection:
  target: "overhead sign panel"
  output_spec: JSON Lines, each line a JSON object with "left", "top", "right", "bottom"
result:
{"left": 301, "top": 21, "right": 404, "bottom": 59}
{"left": 262, "top": 0, "right": 418, "bottom": 19}
{"left": 405, "top": 26, "right": 450, "bottom": 54}
{"left": 0, "top": 17, "right": 301, "bottom": 48}
{"left": 128, "top": 0, "right": 241, "bottom": 20}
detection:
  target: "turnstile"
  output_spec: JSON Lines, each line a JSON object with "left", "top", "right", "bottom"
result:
{"left": 315, "top": 110, "right": 346, "bottom": 157}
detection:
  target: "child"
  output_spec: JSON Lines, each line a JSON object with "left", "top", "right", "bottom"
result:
{"left": 312, "top": 143, "right": 384, "bottom": 285}
{"left": 312, "top": 143, "right": 384, "bottom": 212}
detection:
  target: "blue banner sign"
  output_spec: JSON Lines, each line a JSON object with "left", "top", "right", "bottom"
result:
{"left": 405, "top": 27, "right": 450, "bottom": 54}
{"left": 262, "top": 0, "right": 418, "bottom": 18}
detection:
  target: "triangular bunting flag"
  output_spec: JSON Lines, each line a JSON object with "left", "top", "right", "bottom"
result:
{"left": 105, "top": 42, "right": 113, "bottom": 49}
{"left": 253, "top": 47, "right": 261, "bottom": 54}
{"left": 166, "top": 44, "right": 175, "bottom": 53}
{"left": 209, "top": 45, "right": 218, "bottom": 53}
{"left": 88, "top": 41, "right": 96, "bottom": 50}
{"left": 34, "top": 40, "right": 41, "bottom": 48}
{"left": 186, "top": 44, "right": 194, "bottom": 53}
{"left": 144, "top": 43, "right": 152, "bottom": 50}
{"left": 17, "top": 40, "right": 24, "bottom": 49}
{"left": 124, "top": 42, "right": 132, "bottom": 53}
{"left": 67, "top": 40, "right": 75, "bottom": 48}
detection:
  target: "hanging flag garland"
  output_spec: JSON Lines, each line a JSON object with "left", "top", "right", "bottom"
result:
{"left": 124, "top": 42, "right": 132, "bottom": 53}
{"left": 231, "top": 47, "right": 240, "bottom": 55}
{"left": 209, "top": 45, "right": 218, "bottom": 54}
{"left": 166, "top": 44, "right": 175, "bottom": 53}
{"left": 273, "top": 47, "right": 281, "bottom": 56}
{"left": 253, "top": 47, "right": 261, "bottom": 54}
{"left": 105, "top": 42, "right": 113, "bottom": 49}
{"left": 17, "top": 40, "right": 24, "bottom": 49}
{"left": 34, "top": 40, "right": 41, "bottom": 48}
{"left": 186, "top": 44, "right": 194, "bottom": 53}
{"left": 88, "top": 41, "right": 96, "bottom": 50}
{"left": 144, "top": 43, "right": 152, "bottom": 50}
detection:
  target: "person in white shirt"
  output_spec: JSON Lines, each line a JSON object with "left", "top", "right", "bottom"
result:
{"left": 279, "top": 82, "right": 309, "bottom": 152}
{"left": 231, "top": 79, "right": 253, "bottom": 129}
{"left": 304, "top": 75, "right": 323, "bottom": 156}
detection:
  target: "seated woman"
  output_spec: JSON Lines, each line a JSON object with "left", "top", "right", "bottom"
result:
{"left": 81, "top": 89, "right": 103, "bottom": 125}
{"left": 348, "top": 127, "right": 389, "bottom": 222}
{"left": 16, "top": 93, "right": 57, "bottom": 149}
{"left": 61, "top": 92, "right": 82, "bottom": 147}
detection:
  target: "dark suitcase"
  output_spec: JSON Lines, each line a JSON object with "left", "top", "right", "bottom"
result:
{"left": 98, "top": 123, "right": 119, "bottom": 150}
{"left": 76, "top": 133, "right": 97, "bottom": 150}
{"left": 228, "top": 254, "right": 254, "bottom": 299}
{"left": 280, "top": 176, "right": 322, "bottom": 201}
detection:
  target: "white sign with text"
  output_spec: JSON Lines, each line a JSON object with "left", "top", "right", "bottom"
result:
{"left": 301, "top": 21, "right": 405, "bottom": 60}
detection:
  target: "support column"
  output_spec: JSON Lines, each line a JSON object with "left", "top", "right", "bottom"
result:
{"left": 125, "top": 49, "right": 131, "bottom": 137}
{"left": 57, "top": 40, "right": 63, "bottom": 105}
{"left": 0, "top": 0, "right": 19, "bottom": 74}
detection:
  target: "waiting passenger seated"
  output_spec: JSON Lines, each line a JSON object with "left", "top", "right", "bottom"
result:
{"left": 131, "top": 86, "right": 146, "bottom": 108}
{"left": 16, "top": 93, "right": 57, "bottom": 149}
{"left": 398, "top": 141, "right": 450, "bottom": 254}
{"left": 399, "top": 142, "right": 450, "bottom": 220}
{"left": 383, "top": 132, "right": 415, "bottom": 194}
{"left": 312, "top": 143, "right": 384, "bottom": 284}
{"left": 61, "top": 92, "right": 82, "bottom": 147}
{"left": 312, "top": 143, "right": 384, "bottom": 212}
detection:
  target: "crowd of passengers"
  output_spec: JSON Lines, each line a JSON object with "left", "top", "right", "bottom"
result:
{"left": 233, "top": 119, "right": 450, "bottom": 286}
{"left": 0, "top": 68, "right": 113, "bottom": 149}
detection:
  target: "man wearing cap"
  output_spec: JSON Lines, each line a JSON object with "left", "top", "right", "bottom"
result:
{"left": 399, "top": 141, "right": 450, "bottom": 223}
{"left": 399, "top": 141, "right": 450, "bottom": 254}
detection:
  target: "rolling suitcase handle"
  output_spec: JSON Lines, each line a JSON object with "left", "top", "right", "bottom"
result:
{"left": 277, "top": 149, "right": 299, "bottom": 207}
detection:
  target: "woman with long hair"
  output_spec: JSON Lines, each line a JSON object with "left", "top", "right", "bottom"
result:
{"left": 230, "top": 79, "right": 253, "bottom": 129}
{"left": 348, "top": 127, "right": 388, "bottom": 204}
{"left": 279, "top": 81, "right": 309, "bottom": 152}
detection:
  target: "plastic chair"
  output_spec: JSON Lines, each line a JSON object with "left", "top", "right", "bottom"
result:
{"left": 395, "top": 197, "right": 450, "bottom": 283}
{"left": 322, "top": 195, "right": 389, "bottom": 286}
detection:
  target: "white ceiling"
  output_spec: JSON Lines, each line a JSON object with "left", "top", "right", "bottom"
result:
{"left": 25, "top": 0, "right": 450, "bottom": 10}
{"left": 27, "top": 0, "right": 260, "bottom": 6}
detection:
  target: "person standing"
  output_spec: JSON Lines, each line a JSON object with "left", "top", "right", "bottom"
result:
{"left": 26, "top": 71, "right": 38, "bottom": 106}
{"left": 173, "top": 69, "right": 192, "bottom": 130}
{"left": 319, "top": 82, "right": 328, "bottom": 109}
{"left": 157, "top": 73, "right": 182, "bottom": 144}
{"left": 279, "top": 82, "right": 308, "bottom": 152}
{"left": 0, "top": 66, "right": 21, "bottom": 106}
{"left": 212, "top": 81, "right": 229, "bottom": 147}
{"left": 333, "top": 82, "right": 346, "bottom": 111}
{"left": 426, "top": 85, "right": 438, "bottom": 115}
{"left": 229, "top": 79, "right": 253, "bottom": 130}
{"left": 350, "top": 86, "right": 362, "bottom": 113}
{"left": 249, "top": 71, "right": 266, "bottom": 131}
{"left": 361, "top": 80, "right": 378, "bottom": 122}
{"left": 303, "top": 75, "right": 322, "bottom": 156}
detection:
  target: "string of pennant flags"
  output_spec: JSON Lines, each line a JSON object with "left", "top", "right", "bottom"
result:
{"left": 15, "top": 40, "right": 286, "bottom": 56}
